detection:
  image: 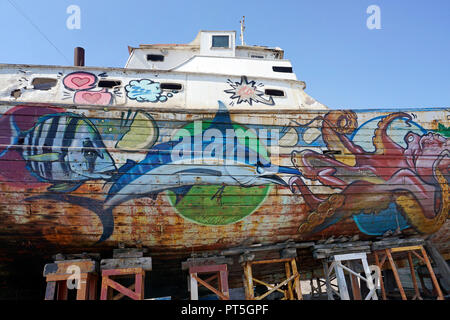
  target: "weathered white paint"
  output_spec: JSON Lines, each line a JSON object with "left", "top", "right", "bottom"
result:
{"left": 0, "top": 65, "right": 325, "bottom": 111}
{"left": 126, "top": 30, "right": 294, "bottom": 81}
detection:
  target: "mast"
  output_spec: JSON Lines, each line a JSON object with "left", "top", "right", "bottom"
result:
{"left": 240, "top": 16, "right": 246, "bottom": 46}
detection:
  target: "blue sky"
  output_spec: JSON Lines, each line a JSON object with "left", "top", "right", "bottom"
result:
{"left": 0, "top": 0, "right": 449, "bottom": 109}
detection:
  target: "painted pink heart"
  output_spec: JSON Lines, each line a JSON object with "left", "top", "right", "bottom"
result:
{"left": 74, "top": 91, "right": 113, "bottom": 105}
{"left": 71, "top": 77, "right": 91, "bottom": 88}
{"left": 82, "top": 92, "right": 102, "bottom": 103}
{"left": 63, "top": 72, "right": 97, "bottom": 90}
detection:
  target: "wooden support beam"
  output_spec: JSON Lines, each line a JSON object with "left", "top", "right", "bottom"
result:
{"left": 89, "top": 275, "right": 98, "bottom": 300}
{"left": 374, "top": 244, "right": 444, "bottom": 301}
{"left": 374, "top": 251, "right": 387, "bottom": 300}
{"left": 242, "top": 257, "right": 302, "bottom": 300}
{"left": 43, "top": 259, "right": 98, "bottom": 300}
{"left": 135, "top": 272, "right": 145, "bottom": 300}
{"left": 349, "top": 261, "right": 362, "bottom": 300}
{"left": 43, "top": 260, "right": 98, "bottom": 277}
{"left": 385, "top": 249, "right": 407, "bottom": 300}
{"left": 291, "top": 258, "right": 303, "bottom": 300}
{"left": 372, "top": 237, "right": 424, "bottom": 251}
{"left": 45, "top": 281, "right": 56, "bottom": 300}
{"left": 248, "top": 258, "right": 297, "bottom": 265}
{"left": 187, "top": 263, "right": 230, "bottom": 300}
{"left": 113, "top": 248, "right": 147, "bottom": 259}
{"left": 191, "top": 274, "right": 229, "bottom": 300}
{"left": 243, "top": 262, "right": 254, "bottom": 300}
{"left": 255, "top": 274, "right": 297, "bottom": 300}
{"left": 322, "top": 261, "right": 334, "bottom": 300}
{"left": 57, "top": 281, "right": 68, "bottom": 300}
{"left": 105, "top": 277, "right": 140, "bottom": 300}
{"left": 203, "top": 274, "right": 218, "bottom": 284}
{"left": 189, "top": 264, "right": 227, "bottom": 274}
{"left": 420, "top": 247, "right": 444, "bottom": 300}
{"left": 100, "top": 275, "right": 108, "bottom": 300}
{"left": 411, "top": 250, "right": 426, "bottom": 264}
{"left": 285, "top": 262, "right": 294, "bottom": 300}
{"left": 100, "top": 268, "right": 146, "bottom": 300}
{"left": 182, "top": 256, "right": 233, "bottom": 270}
{"left": 407, "top": 252, "right": 422, "bottom": 300}
{"left": 252, "top": 278, "right": 286, "bottom": 295}
{"left": 113, "top": 284, "right": 135, "bottom": 300}
{"left": 334, "top": 262, "right": 350, "bottom": 300}
{"left": 313, "top": 241, "right": 372, "bottom": 260}
{"left": 190, "top": 273, "right": 198, "bottom": 300}
{"left": 219, "top": 270, "right": 229, "bottom": 298}
{"left": 76, "top": 276, "right": 89, "bottom": 300}
{"left": 100, "top": 258, "right": 152, "bottom": 271}
{"left": 391, "top": 245, "right": 423, "bottom": 253}
{"left": 221, "top": 241, "right": 314, "bottom": 256}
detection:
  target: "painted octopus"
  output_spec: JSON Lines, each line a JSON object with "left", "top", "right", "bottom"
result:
{"left": 289, "top": 111, "right": 449, "bottom": 235}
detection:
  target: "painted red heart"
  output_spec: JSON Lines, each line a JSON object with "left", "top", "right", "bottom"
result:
{"left": 71, "top": 77, "right": 91, "bottom": 88}
{"left": 82, "top": 92, "right": 102, "bottom": 103}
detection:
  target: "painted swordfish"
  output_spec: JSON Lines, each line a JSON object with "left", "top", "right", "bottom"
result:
{"left": 104, "top": 101, "right": 300, "bottom": 209}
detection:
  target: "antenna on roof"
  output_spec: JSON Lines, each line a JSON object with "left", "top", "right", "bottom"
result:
{"left": 240, "top": 16, "right": 246, "bottom": 46}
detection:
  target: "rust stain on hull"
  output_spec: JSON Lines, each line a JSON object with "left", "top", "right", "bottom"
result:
{"left": 0, "top": 102, "right": 447, "bottom": 259}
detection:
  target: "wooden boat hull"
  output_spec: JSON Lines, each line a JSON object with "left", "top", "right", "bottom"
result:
{"left": 0, "top": 102, "right": 448, "bottom": 257}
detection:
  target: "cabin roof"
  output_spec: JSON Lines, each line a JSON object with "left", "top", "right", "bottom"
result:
{"left": 128, "top": 30, "right": 284, "bottom": 58}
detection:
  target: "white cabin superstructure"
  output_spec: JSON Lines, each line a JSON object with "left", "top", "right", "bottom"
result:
{"left": 0, "top": 30, "right": 327, "bottom": 111}
{"left": 126, "top": 31, "right": 293, "bottom": 79}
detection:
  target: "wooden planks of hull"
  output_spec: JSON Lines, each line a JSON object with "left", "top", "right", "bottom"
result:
{"left": 0, "top": 101, "right": 447, "bottom": 259}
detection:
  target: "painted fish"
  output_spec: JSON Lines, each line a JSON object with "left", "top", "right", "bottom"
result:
{"left": 7, "top": 112, "right": 116, "bottom": 192}
{"left": 105, "top": 101, "right": 300, "bottom": 209}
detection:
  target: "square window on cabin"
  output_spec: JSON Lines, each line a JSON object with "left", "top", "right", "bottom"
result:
{"left": 212, "top": 35, "right": 230, "bottom": 48}
{"left": 147, "top": 54, "right": 165, "bottom": 62}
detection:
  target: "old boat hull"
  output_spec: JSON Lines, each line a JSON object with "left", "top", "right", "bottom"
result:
{"left": 0, "top": 65, "right": 448, "bottom": 259}
{"left": 0, "top": 107, "right": 448, "bottom": 253}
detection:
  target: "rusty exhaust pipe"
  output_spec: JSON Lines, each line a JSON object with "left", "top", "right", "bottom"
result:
{"left": 74, "top": 47, "right": 85, "bottom": 67}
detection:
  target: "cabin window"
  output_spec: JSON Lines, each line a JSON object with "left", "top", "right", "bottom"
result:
{"left": 212, "top": 35, "right": 230, "bottom": 48}
{"left": 32, "top": 78, "right": 57, "bottom": 90}
{"left": 10, "top": 89, "right": 21, "bottom": 98}
{"left": 160, "top": 83, "right": 183, "bottom": 91}
{"left": 250, "top": 55, "right": 265, "bottom": 59}
{"left": 264, "top": 89, "right": 285, "bottom": 97}
{"left": 98, "top": 80, "right": 122, "bottom": 88}
{"left": 272, "top": 66, "right": 293, "bottom": 73}
{"left": 147, "top": 54, "right": 165, "bottom": 62}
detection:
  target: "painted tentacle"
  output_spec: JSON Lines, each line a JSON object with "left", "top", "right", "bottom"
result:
{"left": 289, "top": 173, "right": 346, "bottom": 235}
{"left": 296, "top": 192, "right": 345, "bottom": 234}
{"left": 288, "top": 176, "right": 324, "bottom": 209}
{"left": 321, "top": 111, "right": 363, "bottom": 166}
{"left": 395, "top": 150, "right": 450, "bottom": 234}
{"left": 373, "top": 112, "right": 412, "bottom": 155}
{"left": 291, "top": 150, "right": 351, "bottom": 188}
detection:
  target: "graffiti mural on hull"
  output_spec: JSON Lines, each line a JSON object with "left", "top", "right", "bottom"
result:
{"left": 289, "top": 111, "right": 449, "bottom": 236}
{"left": 0, "top": 101, "right": 448, "bottom": 244}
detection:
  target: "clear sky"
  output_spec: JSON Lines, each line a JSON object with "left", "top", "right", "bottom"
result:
{"left": 0, "top": 0, "right": 449, "bottom": 109}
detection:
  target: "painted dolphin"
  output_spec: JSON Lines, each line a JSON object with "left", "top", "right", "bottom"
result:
{"left": 104, "top": 101, "right": 300, "bottom": 209}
